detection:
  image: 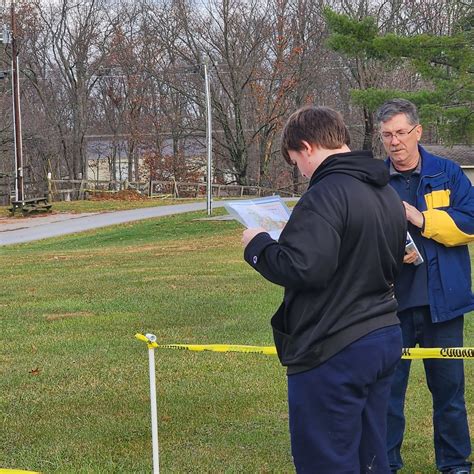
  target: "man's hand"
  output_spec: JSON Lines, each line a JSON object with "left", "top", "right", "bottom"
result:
{"left": 403, "top": 201, "right": 424, "bottom": 228}
{"left": 242, "top": 227, "right": 267, "bottom": 247}
{"left": 404, "top": 249, "right": 418, "bottom": 265}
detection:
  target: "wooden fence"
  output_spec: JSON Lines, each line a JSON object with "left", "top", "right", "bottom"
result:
{"left": 47, "top": 179, "right": 301, "bottom": 201}
{"left": 0, "top": 177, "right": 301, "bottom": 205}
{"left": 0, "top": 177, "right": 47, "bottom": 206}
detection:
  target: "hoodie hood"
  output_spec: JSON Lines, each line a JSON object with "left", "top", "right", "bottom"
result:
{"left": 309, "top": 151, "right": 389, "bottom": 188}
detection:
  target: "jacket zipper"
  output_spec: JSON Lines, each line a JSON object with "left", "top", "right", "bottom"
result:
{"left": 416, "top": 171, "right": 443, "bottom": 210}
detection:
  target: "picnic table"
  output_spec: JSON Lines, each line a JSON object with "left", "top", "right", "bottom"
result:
{"left": 9, "top": 197, "right": 52, "bottom": 216}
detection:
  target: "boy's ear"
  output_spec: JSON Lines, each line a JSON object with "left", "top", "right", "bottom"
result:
{"left": 301, "top": 140, "right": 314, "bottom": 155}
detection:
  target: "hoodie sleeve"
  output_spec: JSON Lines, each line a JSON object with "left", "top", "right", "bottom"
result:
{"left": 422, "top": 164, "right": 474, "bottom": 246}
{"left": 244, "top": 204, "right": 341, "bottom": 289}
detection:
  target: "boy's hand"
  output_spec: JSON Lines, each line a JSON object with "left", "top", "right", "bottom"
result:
{"left": 242, "top": 227, "right": 267, "bottom": 247}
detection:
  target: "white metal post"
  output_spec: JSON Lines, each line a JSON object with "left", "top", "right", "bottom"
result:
{"left": 204, "top": 63, "right": 212, "bottom": 216}
{"left": 146, "top": 336, "right": 160, "bottom": 474}
{"left": 11, "top": 0, "right": 24, "bottom": 203}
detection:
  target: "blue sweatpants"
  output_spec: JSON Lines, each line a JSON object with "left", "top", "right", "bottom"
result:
{"left": 288, "top": 325, "right": 402, "bottom": 474}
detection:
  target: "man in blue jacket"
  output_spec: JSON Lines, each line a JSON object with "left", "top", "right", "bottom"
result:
{"left": 242, "top": 106, "right": 407, "bottom": 473}
{"left": 376, "top": 98, "right": 474, "bottom": 474}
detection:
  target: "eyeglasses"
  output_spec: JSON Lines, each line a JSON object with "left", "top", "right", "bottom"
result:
{"left": 380, "top": 124, "right": 419, "bottom": 142}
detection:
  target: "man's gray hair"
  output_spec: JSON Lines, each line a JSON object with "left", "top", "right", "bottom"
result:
{"left": 375, "top": 98, "right": 419, "bottom": 127}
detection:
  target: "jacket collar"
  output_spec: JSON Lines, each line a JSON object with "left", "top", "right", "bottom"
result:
{"left": 418, "top": 145, "right": 444, "bottom": 176}
{"left": 389, "top": 155, "right": 421, "bottom": 177}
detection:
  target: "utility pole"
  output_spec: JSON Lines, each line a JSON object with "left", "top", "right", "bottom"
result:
{"left": 10, "top": 0, "right": 24, "bottom": 202}
{"left": 203, "top": 63, "right": 212, "bottom": 216}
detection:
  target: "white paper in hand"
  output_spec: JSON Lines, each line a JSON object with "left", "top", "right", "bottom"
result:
{"left": 224, "top": 195, "right": 291, "bottom": 240}
{"left": 405, "top": 231, "right": 424, "bottom": 266}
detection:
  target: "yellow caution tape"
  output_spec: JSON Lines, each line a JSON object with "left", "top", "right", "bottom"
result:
{"left": 0, "top": 470, "right": 40, "bottom": 474}
{"left": 158, "top": 343, "right": 278, "bottom": 356}
{"left": 402, "top": 347, "right": 474, "bottom": 359}
{"left": 135, "top": 334, "right": 474, "bottom": 359}
{"left": 135, "top": 332, "right": 157, "bottom": 349}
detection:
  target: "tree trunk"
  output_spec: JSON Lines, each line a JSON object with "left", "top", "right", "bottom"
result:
{"left": 362, "top": 107, "right": 374, "bottom": 151}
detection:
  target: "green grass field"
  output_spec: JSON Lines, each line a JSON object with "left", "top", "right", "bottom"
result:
{"left": 0, "top": 208, "right": 472, "bottom": 473}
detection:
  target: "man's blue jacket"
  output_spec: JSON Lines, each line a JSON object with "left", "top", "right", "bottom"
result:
{"left": 388, "top": 145, "right": 474, "bottom": 322}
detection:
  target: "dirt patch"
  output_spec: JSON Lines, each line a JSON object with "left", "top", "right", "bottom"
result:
{"left": 45, "top": 311, "right": 95, "bottom": 321}
{"left": 89, "top": 190, "right": 148, "bottom": 201}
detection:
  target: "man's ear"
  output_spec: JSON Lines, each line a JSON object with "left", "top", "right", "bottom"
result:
{"left": 416, "top": 124, "right": 423, "bottom": 142}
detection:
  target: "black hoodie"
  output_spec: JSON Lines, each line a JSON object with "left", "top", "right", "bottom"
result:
{"left": 244, "top": 151, "right": 407, "bottom": 374}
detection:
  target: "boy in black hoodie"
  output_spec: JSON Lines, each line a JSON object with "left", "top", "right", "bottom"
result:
{"left": 242, "top": 106, "right": 407, "bottom": 473}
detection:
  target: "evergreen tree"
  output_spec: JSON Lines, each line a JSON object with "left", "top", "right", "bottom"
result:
{"left": 324, "top": 7, "right": 473, "bottom": 145}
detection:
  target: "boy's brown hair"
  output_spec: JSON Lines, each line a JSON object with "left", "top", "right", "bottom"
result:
{"left": 281, "top": 106, "right": 351, "bottom": 164}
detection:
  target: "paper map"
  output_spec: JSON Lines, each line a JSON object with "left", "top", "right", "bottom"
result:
{"left": 224, "top": 196, "right": 291, "bottom": 240}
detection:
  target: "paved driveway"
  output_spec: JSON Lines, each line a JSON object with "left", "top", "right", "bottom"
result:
{"left": 0, "top": 201, "right": 226, "bottom": 246}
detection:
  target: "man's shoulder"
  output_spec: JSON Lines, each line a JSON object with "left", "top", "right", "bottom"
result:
{"left": 420, "top": 146, "right": 462, "bottom": 175}
{"left": 423, "top": 144, "right": 473, "bottom": 167}
{"left": 420, "top": 145, "right": 448, "bottom": 163}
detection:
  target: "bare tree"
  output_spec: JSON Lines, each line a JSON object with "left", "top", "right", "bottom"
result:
{"left": 1, "top": 0, "right": 467, "bottom": 197}
{"left": 21, "top": 0, "right": 118, "bottom": 180}
{"left": 165, "top": 0, "right": 270, "bottom": 184}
